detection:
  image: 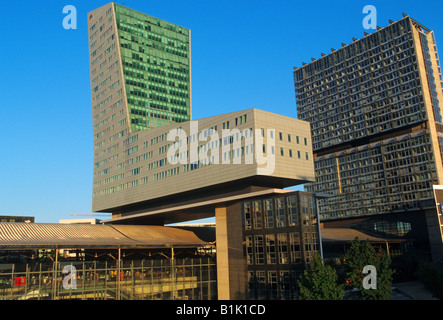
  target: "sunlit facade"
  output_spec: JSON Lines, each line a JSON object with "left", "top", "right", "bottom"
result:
{"left": 294, "top": 15, "right": 443, "bottom": 261}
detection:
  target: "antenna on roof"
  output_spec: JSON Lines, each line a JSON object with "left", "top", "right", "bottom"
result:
{"left": 70, "top": 214, "right": 111, "bottom": 217}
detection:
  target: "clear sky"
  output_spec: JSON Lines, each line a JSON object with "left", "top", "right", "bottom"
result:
{"left": 1, "top": 0, "right": 443, "bottom": 223}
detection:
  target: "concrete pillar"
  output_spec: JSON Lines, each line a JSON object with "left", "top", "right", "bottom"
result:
{"left": 215, "top": 204, "right": 246, "bottom": 300}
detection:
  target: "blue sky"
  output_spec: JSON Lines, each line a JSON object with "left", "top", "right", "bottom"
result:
{"left": 1, "top": 0, "right": 443, "bottom": 223}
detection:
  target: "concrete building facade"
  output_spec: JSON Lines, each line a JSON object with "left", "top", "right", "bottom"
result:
{"left": 294, "top": 15, "right": 443, "bottom": 262}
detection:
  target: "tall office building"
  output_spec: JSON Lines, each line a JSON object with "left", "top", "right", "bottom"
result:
{"left": 88, "top": 3, "right": 317, "bottom": 298}
{"left": 294, "top": 15, "right": 443, "bottom": 261}
{"left": 89, "top": 3, "right": 191, "bottom": 134}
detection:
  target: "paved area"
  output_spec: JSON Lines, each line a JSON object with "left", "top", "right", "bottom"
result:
{"left": 391, "top": 281, "right": 437, "bottom": 300}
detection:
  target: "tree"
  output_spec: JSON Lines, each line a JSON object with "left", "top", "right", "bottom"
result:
{"left": 416, "top": 261, "right": 443, "bottom": 299}
{"left": 342, "top": 238, "right": 394, "bottom": 300}
{"left": 297, "top": 252, "right": 345, "bottom": 300}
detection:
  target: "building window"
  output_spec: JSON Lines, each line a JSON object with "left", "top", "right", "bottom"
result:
{"left": 264, "top": 199, "right": 274, "bottom": 228}
{"left": 301, "top": 196, "right": 310, "bottom": 226}
{"left": 253, "top": 201, "right": 263, "bottom": 229}
{"left": 312, "top": 232, "right": 319, "bottom": 252}
{"left": 280, "top": 148, "right": 284, "bottom": 156}
{"left": 279, "top": 132, "right": 283, "bottom": 141}
{"left": 246, "top": 235, "right": 253, "bottom": 265}
{"left": 277, "top": 233, "right": 289, "bottom": 264}
{"left": 275, "top": 198, "right": 286, "bottom": 227}
{"left": 254, "top": 235, "right": 265, "bottom": 265}
{"left": 248, "top": 271, "right": 255, "bottom": 297}
{"left": 289, "top": 232, "right": 301, "bottom": 263}
{"left": 279, "top": 271, "right": 292, "bottom": 299}
{"left": 243, "top": 202, "right": 251, "bottom": 230}
{"left": 268, "top": 271, "right": 278, "bottom": 299}
{"left": 288, "top": 134, "right": 292, "bottom": 142}
{"left": 256, "top": 271, "right": 266, "bottom": 298}
{"left": 287, "top": 196, "right": 299, "bottom": 226}
{"left": 304, "top": 232, "right": 316, "bottom": 262}
{"left": 266, "top": 234, "right": 276, "bottom": 264}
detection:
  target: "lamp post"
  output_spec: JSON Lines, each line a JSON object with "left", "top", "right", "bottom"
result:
{"left": 314, "top": 193, "right": 331, "bottom": 260}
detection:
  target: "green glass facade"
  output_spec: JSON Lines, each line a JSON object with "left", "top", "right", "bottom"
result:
{"left": 114, "top": 4, "right": 191, "bottom": 132}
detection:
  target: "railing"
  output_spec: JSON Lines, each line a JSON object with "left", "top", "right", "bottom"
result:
{"left": 0, "top": 257, "right": 217, "bottom": 300}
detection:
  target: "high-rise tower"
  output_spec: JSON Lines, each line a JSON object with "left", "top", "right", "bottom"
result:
{"left": 89, "top": 3, "right": 191, "bottom": 133}
{"left": 294, "top": 15, "right": 443, "bottom": 261}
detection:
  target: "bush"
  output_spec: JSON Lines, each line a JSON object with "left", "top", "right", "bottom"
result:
{"left": 342, "top": 238, "right": 394, "bottom": 300}
{"left": 297, "top": 252, "right": 345, "bottom": 300}
{"left": 416, "top": 262, "right": 443, "bottom": 299}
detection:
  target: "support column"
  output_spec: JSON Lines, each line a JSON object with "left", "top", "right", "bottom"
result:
{"left": 215, "top": 204, "right": 246, "bottom": 300}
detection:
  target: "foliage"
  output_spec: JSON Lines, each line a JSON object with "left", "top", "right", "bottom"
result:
{"left": 342, "top": 238, "right": 394, "bottom": 300}
{"left": 297, "top": 252, "right": 345, "bottom": 300}
{"left": 416, "top": 261, "right": 443, "bottom": 299}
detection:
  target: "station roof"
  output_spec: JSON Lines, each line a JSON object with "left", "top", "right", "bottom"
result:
{"left": 321, "top": 228, "right": 404, "bottom": 244}
{"left": 0, "top": 223, "right": 209, "bottom": 250}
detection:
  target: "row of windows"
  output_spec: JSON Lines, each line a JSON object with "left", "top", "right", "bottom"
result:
{"left": 261, "top": 129, "right": 308, "bottom": 145}
{"left": 93, "top": 111, "right": 310, "bottom": 197}
{"left": 245, "top": 232, "right": 318, "bottom": 266}
{"left": 295, "top": 18, "right": 412, "bottom": 81}
{"left": 294, "top": 20, "right": 436, "bottom": 152}
{"left": 247, "top": 270, "right": 297, "bottom": 300}
{"left": 115, "top": 5, "right": 191, "bottom": 132}
{"left": 309, "top": 133, "right": 438, "bottom": 220}
{"left": 93, "top": 144, "right": 310, "bottom": 196}
{"left": 243, "top": 196, "right": 317, "bottom": 230}
{"left": 95, "top": 110, "right": 305, "bottom": 167}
